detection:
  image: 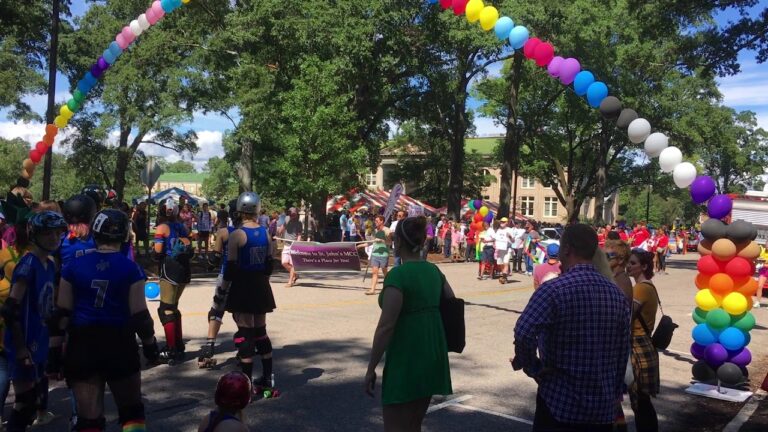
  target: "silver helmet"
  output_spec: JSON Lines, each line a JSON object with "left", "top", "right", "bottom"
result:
{"left": 236, "top": 192, "right": 261, "bottom": 215}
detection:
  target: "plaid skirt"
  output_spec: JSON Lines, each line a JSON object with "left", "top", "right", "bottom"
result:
{"left": 630, "top": 334, "right": 660, "bottom": 398}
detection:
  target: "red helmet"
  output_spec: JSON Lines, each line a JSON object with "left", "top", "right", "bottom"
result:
{"left": 215, "top": 372, "right": 251, "bottom": 410}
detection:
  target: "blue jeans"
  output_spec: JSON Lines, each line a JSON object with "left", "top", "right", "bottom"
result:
{"left": 0, "top": 353, "right": 8, "bottom": 420}
{"left": 444, "top": 238, "right": 452, "bottom": 258}
{"left": 525, "top": 253, "right": 534, "bottom": 273}
{"left": 394, "top": 256, "right": 402, "bottom": 267}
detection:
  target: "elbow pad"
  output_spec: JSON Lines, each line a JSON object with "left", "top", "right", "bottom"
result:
{"left": 130, "top": 309, "right": 155, "bottom": 340}
{"left": 0, "top": 297, "right": 20, "bottom": 325}
{"left": 223, "top": 261, "right": 239, "bottom": 282}
{"left": 46, "top": 308, "right": 72, "bottom": 337}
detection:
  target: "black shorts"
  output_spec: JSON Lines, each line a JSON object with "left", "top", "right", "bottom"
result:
{"left": 198, "top": 231, "right": 211, "bottom": 240}
{"left": 64, "top": 326, "right": 140, "bottom": 381}
{"left": 225, "top": 271, "right": 276, "bottom": 314}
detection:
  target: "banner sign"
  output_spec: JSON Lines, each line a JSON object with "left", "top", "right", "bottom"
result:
{"left": 289, "top": 241, "right": 361, "bottom": 272}
{"left": 384, "top": 183, "right": 404, "bottom": 222}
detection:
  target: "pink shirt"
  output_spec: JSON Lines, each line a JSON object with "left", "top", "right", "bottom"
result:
{"left": 533, "top": 261, "right": 561, "bottom": 288}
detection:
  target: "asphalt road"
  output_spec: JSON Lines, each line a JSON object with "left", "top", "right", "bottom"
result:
{"left": 30, "top": 254, "right": 768, "bottom": 431}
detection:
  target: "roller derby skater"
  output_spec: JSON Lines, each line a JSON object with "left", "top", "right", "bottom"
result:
{"left": 48, "top": 209, "right": 159, "bottom": 431}
{"left": 220, "top": 192, "right": 278, "bottom": 399}
{"left": 197, "top": 372, "right": 250, "bottom": 432}
{"left": 59, "top": 194, "right": 98, "bottom": 267}
{"left": 199, "top": 200, "right": 241, "bottom": 369}
{"left": 153, "top": 199, "right": 193, "bottom": 364}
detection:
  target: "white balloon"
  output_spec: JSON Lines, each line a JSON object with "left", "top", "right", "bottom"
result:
{"left": 659, "top": 146, "right": 682, "bottom": 173}
{"left": 628, "top": 118, "right": 651, "bottom": 144}
{"left": 644, "top": 132, "right": 669, "bottom": 158}
{"left": 673, "top": 162, "right": 697, "bottom": 188}
{"left": 130, "top": 20, "right": 143, "bottom": 37}
{"left": 138, "top": 14, "right": 151, "bottom": 31}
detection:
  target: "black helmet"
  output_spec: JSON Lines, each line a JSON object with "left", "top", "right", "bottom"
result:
{"left": 105, "top": 189, "right": 118, "bottom": 207}
{"left": 63, "top": 194, "right": 97, "bottom": 225}
{"left": 91, "top": 209, "right": 130, "bottom": 243}
{"left": 81, "top": 184, "right": 105, "bottom": 206}
{"left": 228, "top": 199, "right": 237, "bottom": 217}
{"left": 28, "top": 211, "right": 67, "bottom": 237}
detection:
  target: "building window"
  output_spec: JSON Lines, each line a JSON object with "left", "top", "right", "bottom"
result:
{"left": 544, "top": 197, "right": 558, "bottom": 218}
{"left": 366, "top": 169, "right": 377, "bottom": 187}
{"left": 521, "top": 177, "right": 535, "bottom": 189}
{"left": 521, "top": 196, "right": 535, "bottom": 217}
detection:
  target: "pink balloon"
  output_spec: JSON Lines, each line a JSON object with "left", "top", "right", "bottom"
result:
{"left": 146, "top": 8, "right": 158, "bottom": 25}
{"left": 523, "top": 38, "right": 541, "bottom": 59}
{"left": 151, "top": 1, "right": 165, "bottom": 20}
{"left": 122, "top": 26, "right": 136, "bottom": 45}
{"left": 547, "top": 56, "right": 564, "bottom": 77}
{"left": 440, "top": 0, "right": 452, "bottom": 9}
{"left": 115, "top": 33, "right": 129, "bottom": 50}
{"left": 559, "top": 58, "right": 581, "bottom": 85}
{"left": 452, "top": 0, "right": 468, "bottom": 15}
{"left": 534, "top": 42, "right": 555, "bottom": 67}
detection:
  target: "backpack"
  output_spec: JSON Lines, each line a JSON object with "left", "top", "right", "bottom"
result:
{"left": 637, "top": 282, "right": 678, "bottom": 350}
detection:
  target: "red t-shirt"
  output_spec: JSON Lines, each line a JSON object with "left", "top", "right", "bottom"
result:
{"left": 533, "top": 261, "right": 561, "bottom": 288}
{"left": 655, "top": 234, "right": 669, "bottom": 249}
{"left": 632, "top": 228, "right": 650, "bottom": 248}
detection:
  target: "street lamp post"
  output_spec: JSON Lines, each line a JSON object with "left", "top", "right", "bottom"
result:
{"left": 511, "top": 119, "right": 524, "bottom": 220}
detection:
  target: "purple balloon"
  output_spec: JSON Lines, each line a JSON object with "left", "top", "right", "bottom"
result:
{"left": 690, "top": 343, "right": 707, "bottom": 360}
{"left": 728, "top": 347, "right": 752, "bottom": 367}
{"left": 690, "top": 176, "right": 717, "bottom": 204}
{"left": 559, "top": 58, "right": 581, "bottom": 85}
{"left": 547, "top": 56, "right": 564, "bottom": 77}
{"left": 474, "top": 199, "right": 483, "bottom": 210}
{"left": 704, "top": 343, "right": 729, "bottom": 368}
{"left": 97, "top": 57, "right": 110, "bottom": 71}
{"left": 708, "top": 194, "right": 733, "bottom": 220}
{"left": 90, "top": 63, "right": 105, "bottom": 79}
{"left": 483, "top": 211, "right": 494, "bottom": 223}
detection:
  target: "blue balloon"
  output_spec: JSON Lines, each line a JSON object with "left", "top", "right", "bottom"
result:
{"left": 84, "top": 72, "right": 97, "bottom": 86}
{"left": 102, "top": 49, "right": 116, "bottom": 65}
{"left": 161, "top": 0, "right": 175, "bottom": 13}
{"left": 76, "top": 79, "right": 91, "bottom": 94}
{"left": 494, "top": 17, "right": 514, "bottom": 41}
{"left": 719, "top": 327, "right": 746, "bottom": 351}
{"left": 145, "top": 282, "right": 160, "bottom": 299}
{"left": 428, "top": 0, "right": 438, "bottom": 3}
{"left": 743, "top": 331, "right": 751, "bottom": 346}
{"left": 508, "top": 26, "right": 529, "bottom": 50}
{"left": 692, "top": 323, "right": 719, "bottom": 346}
{"left": 108, "top": 41, "right": 123, "bottom": 58}
{"left": 586, "top": 81, "right": 609, "bottom": 108}
{"left": 172, "top": 0, "right": 183, "bottom": 8}
{"left": 573, "top": 71, "right": 595, "bottom": 96}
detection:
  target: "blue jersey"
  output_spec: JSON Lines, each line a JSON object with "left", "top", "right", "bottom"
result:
{"left": 219, "top": 226, "right": 236, "bottom": 276}
{"left": 155, "top": 222, "right": 190, "bottom": 257}
{"left": 237, "top": 226, "right": 270, "bottom": 272}
{"left": 61, "top": 251, "right": 145, "bottom": 328}
{"left": 4, "top": 254, "right": 56, "bottom": 366}
{"left": 60, "top": 234, "right": 96, "bottom": 268}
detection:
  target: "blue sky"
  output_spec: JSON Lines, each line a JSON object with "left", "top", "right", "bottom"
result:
{"left": 1, "top": 0, "right": 766, "bottom": 170}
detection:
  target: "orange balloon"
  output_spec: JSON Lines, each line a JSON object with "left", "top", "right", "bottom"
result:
{"left": 695, "top": 273, "right": 711, "bottom": 290}
{"left": 20, "top": 168, "right": 31, "bottom": 179}
{"left": 709, "top": 272, "right": 734, "bottom": 295}
{"left": 42, "top": 134, "right": 54, "bottom": 146}
{"left": 22, "top": 159, "right": 34, "bottom": 171}
{"left": 698, "top": 239, "right": 713, "bottom": 255}
{"left": 45, "top": 124, "right": 58, "bottom": 137}
{"left": 735, "top": 277, "right": 758, "bottom": 297}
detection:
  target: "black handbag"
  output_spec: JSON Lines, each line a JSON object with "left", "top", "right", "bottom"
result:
{"left": 440, "top": 286, "right": 466, "bottom": 354}
{"left": 637, "top": 282, "right": 678, "bottom": 350}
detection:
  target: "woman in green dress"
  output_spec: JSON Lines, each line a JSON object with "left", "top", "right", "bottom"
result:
{"left": 365, "top": 216, "right": 454, "bottom": 431}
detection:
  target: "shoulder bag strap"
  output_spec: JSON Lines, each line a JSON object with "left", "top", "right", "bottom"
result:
{"left": 634, "top": 300, "right": 653, "bottom": 337}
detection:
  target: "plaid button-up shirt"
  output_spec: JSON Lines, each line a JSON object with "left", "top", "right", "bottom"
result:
{"left": 514, "top": 264, "right": 631, "bottom": 424}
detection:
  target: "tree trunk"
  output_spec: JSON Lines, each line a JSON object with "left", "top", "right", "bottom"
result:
{"left": 113, "top": 126, "right": 134, "bottom": 202}
{"left": 310, "top": 194, "right": 328, "bottom": 241}
{"left": 565, "top": 196, "right": 584, "bottom": 225}
{"left": 593, "top": 124, "right": 610, "bottom": 225}
{"left": 498, "top": 54, "right": 525, "bottom": 218}
{"left": 237, "top": 138, "right": 253, "bottom": 193}
{"left": 447, "top": 91, "right": 468, "bottom": 220}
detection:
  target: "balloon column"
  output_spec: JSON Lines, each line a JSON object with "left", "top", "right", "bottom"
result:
{"left": 19, "top": 0, "right": 191, "bottom": 181}
{"left": 429, "top": 1, "right": 759, "bottom": 384}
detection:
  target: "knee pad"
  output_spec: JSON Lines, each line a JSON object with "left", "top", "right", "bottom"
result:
{"left": 208, "top": 307, "right": 224, "bottom": 323}
{"left": 117, "top": 402, "right": 145, "bottom": 426}
{"left": 157, "top": 302, "right": 177, "bottom": 325}
{"left": 254, "top": 326, "right": 272, "bottom": 356}
{"left": 74, "top": 417, "right": 106, "bottom": 431}
{"left": 236, "top": 327, "right": 258, "bottom": 359}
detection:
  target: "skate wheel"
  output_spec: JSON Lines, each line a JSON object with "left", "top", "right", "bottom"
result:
{"left": 263, "top": 389, "right": 272, "bottom": 398}
{"left": 271, "top": 389, "right": 281, "bottom": 397}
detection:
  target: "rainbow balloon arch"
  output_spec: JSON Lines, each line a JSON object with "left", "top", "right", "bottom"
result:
{"left": 18, "top": 0, "right": 759, "bottom": 395}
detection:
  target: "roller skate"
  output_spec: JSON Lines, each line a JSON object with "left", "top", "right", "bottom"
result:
{"left": 198, "top": 341, "right": 217, "bottom": 368}
{"left": 159, "top": 345, "right": 185, "bottom": 365}
{"left": 499, "top": 273, "right": 507, "bottom": 284}
{"left": 252, "top": 374, "right": 280, "bottom": 400}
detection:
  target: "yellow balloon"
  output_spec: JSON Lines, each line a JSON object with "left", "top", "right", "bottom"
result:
{"left": 54, "top": 115, "right": 68, "bottom": 129}
{"left": 465, "top": 0, "right": 484, "bottom": 23}
{"left": 182, "top": 0, "right": 190, "bottom": 3}
{"left": 60, "top": 105, "right": 74, "bottom": 119}
{"left": 479, "top": 206, "right": 489, "bottom": 216}
{"left": 695, "top": 288, "right": 721, "bottom": 311}
{"left": 479, "top": 6, "right": 499, "bottom": 31}
{"left": 722, "top": 292, "right": 748, "bottom": 315}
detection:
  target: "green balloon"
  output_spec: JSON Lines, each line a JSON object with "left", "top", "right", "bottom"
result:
{"left": 692, "top": 307, "right": 708, "bottom": 324}
{"left": 731, "top": 312, "right": 755, "bottom": 332}
{"left": 706, "top": 308, "right": 731, "bottom": 329}
{"left": 72, "top": 89, "right": 85, "bottom": 103}
{"left": 66, "top": 99, "right": 80, "bottom": 113}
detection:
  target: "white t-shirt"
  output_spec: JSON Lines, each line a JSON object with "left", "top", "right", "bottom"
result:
{"left": 494, "top": 227, "right": 512, "bottom": 250}
{"left": 483, "top": 228, "right": 496, "bottom": 245}
{"left": 510, "top": 227, "right": 526, "bottom": 249}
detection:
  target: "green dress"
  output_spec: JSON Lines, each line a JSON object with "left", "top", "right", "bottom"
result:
{"left": 379, "top": 261, "right": 452, "bottom": 405}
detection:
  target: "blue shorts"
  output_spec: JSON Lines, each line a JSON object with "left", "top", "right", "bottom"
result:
{"left": 370, "top": 256, "right": 388, "bottom": 269}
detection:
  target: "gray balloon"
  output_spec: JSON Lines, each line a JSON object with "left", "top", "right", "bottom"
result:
{"left": 750, "top": 223, "right": 758, "bottom": 240}
{"left": 701, "top": 218, "right": 727, "bottom": 241}
{"left": 616, "top": 108, "right": 638, "bottom": 129}
{"left": 726, "top": 220, "right": 753, "bottom": 243}
{"left": 599, "top": 96, "right": 623, "bottom": 120}
{"left": 692, "top": 360, "right": 716, "bottom": 382}
{"left": 717, "top": 362, "right": 744, "bottom": 386}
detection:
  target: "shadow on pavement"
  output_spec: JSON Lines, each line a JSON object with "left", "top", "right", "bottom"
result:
{"left": 465, "top": 301, "right": 524, "bottom": 315}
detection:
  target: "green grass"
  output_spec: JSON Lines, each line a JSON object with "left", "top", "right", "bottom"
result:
{"left": 465, "top": 137, "right": 502, "bottom": 154}
{"left": 158, "top": 172, "right": 209, "bottom": 183}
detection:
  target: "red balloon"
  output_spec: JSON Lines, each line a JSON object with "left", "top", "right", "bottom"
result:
{"left": 452, "top": 0, "right": 468, "bottom": 15}
{"left": 29, "top": 149, "right": 42, "bottom": 163}
{"left": 440, "top": 0, "right": 452, "bottom": 9}
{"left": 473, "top": 212, "right": 483, "bottom": 222}
{"left": 534, "top": 42, "right": 555, "bottom": 67}
{"left": 697, "top": 255, "right": 724, "bottom": 276}
{"left": 725, "top": 256, "right": 753, "bottom": 278}
{"left": 523, "top": 38, "right": 542, "bottom": 59}
{"left": 35, "top": 141, "right": 47, "bottom": 153}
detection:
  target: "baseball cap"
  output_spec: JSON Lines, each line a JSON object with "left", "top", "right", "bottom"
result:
{"left": 547, "top": 243, "right": 560, "bottom": 259}
{"left": 500, "top": 217, "right": 509, "bottom": 222}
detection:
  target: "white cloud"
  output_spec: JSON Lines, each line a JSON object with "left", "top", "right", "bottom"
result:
{"left": 473, "top": 116, "right": 506, "bottom": 137}
{"left": 0, "top": 121, "right": 70, "bottom": 153}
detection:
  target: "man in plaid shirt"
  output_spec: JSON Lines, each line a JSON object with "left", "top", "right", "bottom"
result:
{"left": 513, "top": 224, "right": 631, "bottom": 431}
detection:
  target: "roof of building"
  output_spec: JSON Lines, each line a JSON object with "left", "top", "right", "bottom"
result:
{"left": 157, "top": 172, "right": 209, "bottom": 183}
